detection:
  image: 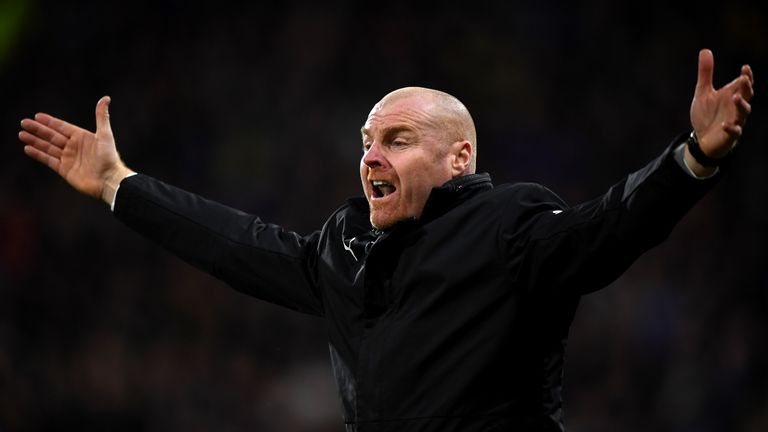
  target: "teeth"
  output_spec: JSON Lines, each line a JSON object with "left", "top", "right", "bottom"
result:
{"left": 370, "top": 180, "right": 396, "bottom": 198}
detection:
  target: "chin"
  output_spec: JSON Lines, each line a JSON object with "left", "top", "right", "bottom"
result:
{"left": 370, "top": 216, "right": 394, "bottom": 230}
{"left": 369, "top": 211, "right": 399, "bottom": 230}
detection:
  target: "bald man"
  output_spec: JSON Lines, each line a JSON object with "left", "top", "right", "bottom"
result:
{"left": 19, "top": 49, "right": 753, "bottom": 431}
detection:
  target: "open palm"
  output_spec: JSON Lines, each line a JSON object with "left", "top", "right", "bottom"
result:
{"left": 19, "top": 96, "right": 126, "bottom": 200}
{"left": 690, "top": 49, "right": 754, "bottom": 158}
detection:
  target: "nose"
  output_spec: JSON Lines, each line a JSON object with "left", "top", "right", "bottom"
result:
{"left": 363, "top": 142, "right": 386, "bottom": 169}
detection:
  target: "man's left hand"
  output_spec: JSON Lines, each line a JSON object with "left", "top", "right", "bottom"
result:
{"left": 690, "top": 49, "right": 754, "bottom": 161}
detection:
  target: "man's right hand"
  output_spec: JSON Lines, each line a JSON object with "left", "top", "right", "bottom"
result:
{"left": 19, "top": 96, "right": 134, "bottom": 205}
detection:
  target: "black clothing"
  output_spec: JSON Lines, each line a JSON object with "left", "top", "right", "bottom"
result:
{"left": 114, "top": 135, "right": 719, "bottom": 431}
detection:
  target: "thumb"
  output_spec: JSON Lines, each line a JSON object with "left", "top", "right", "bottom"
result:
{"left": 96, "top": 95, "right": 112, "bottom": 132}
{"left": 695, "top": 49, "right": 714, "bottom": 96}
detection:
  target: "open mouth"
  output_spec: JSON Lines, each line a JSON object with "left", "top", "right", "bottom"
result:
{"left": 371, "top": 180, "right": 397, "bottom": 199}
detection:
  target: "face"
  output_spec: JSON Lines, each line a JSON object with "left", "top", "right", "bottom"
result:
{"left": 360, "top": 96, "right": 456, "bottom": 229}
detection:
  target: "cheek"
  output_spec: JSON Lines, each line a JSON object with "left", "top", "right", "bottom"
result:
{"left": 402, "top": 161, "right": 449, "bottom": 204}
{"left": 359, "top": 159, "right": 368, "bottom": 181}
{"left": 400, "top": 166, "right": 432, "bottom": 205}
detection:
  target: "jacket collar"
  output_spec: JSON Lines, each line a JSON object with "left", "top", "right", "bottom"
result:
{"left": 346, "top": 173, "right": 494, "bottom": 231}
{"left": 419, "top": 173, "right": 493, "bottom": 223}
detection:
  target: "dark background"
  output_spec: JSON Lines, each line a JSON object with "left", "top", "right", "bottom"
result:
{"left": 1, "top": 1, "right": 766, "bottom": 431}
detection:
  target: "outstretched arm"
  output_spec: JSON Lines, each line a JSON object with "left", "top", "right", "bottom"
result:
{"left": 20, "top": 97, "right": 325, "bottom": 315}
{"left": 18, "top": 96, "right": 134, "bottom": 205}
{"left": 687, "top": 49, "right": 754, "bottom": 176}
{"left": 507, "top": 49, "right": 755, "bottom": 298}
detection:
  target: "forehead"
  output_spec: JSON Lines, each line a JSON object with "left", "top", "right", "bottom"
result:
{"left": 362, "top": 96, "right": 441, "bottom": 136}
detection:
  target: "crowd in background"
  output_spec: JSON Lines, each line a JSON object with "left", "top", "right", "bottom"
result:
{"left": 1, "top": 1, "right": 766, "bottom": 431}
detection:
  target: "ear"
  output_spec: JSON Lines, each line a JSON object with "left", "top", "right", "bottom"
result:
{"left": 450, "top": 140, "right": 473, "bottom": 176}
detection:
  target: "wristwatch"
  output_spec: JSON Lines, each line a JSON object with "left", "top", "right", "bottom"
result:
{"left": 686, "top": 131, "right": 732, "bottom": 167}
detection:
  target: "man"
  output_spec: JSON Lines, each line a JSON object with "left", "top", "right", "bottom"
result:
{"left": 18, "top": 49, "right": 753, "bottom": 431}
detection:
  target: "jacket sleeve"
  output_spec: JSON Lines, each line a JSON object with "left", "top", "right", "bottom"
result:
{"left": 113, "top": 174, "right": 324, "bottom": 316}
{"left": 502, "top": 135, "right": 723, "bottom": 298}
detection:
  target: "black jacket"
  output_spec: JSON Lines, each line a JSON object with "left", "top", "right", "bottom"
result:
{"left": 114, "top": 136, "right": 719, "bottom": 431}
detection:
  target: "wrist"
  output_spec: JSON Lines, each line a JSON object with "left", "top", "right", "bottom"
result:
{"left": 686, "top": 131, "right": 731, "bottom": 168}
{"left": 101, "top": 163, "right": 135, "bottom": 205}
{"left": 682, "top": 144, "right": 718, "bottom": 178}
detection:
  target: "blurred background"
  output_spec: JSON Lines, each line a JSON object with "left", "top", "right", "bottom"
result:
{"left": 1, "top": 0, "right": 766, "bottom": 431}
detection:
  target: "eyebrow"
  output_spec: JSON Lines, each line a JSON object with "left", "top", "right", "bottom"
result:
{"left": 360, "top": 125, "right": 416, "bottom": 140}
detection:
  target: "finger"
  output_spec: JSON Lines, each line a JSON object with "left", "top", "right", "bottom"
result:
{"left": 734, "top": 93, "right": 752, "bottom": 118}
{"left": 727, "top": 75, "right": 754, "bottom": 102}
{"left": 19, "top": 119, "right": 69, "bottom": 149}
{"left": 18, "top": 130, "right": 64, "bottom": 159}
{"left": 695, "top": 48, "right": 714, "bottom": 96}
{"left": 95, "top": 96, "right": 112, "bottom": 132}
{"left": 744, "top": 78, "right": 754, "bottom": 101}
{"left": 23, "top": 145, "right": 61, "bottom": 172}
{"left": 742, "top": 64, "right": 754, "bottom": 86}
{"left": 34, "top": 112, "right": 79, "bottom": 138}
{"left": 722, "top": 122, "right": 743, "bottom": 139}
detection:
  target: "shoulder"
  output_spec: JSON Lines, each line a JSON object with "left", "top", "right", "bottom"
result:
{"left": 488, "top": 183, "right": 569, "bottom": 235}
{"left": 490, "top": 182, "right": 568, "bottom": 209}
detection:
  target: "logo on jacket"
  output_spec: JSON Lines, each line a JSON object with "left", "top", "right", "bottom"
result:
{"left": 343, "top": 236, "right": 359, "bottom": 261}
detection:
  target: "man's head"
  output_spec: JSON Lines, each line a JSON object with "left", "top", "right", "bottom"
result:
{"left": 360, "top": 87, "right": 477, "bottom": 229}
